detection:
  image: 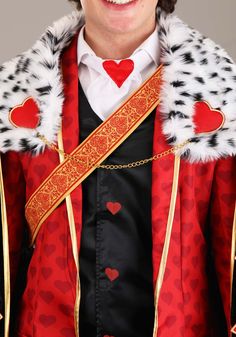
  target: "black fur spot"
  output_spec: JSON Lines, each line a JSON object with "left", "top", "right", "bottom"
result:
{"left": 167, "top": 136, "right": 177, "bottom": 144}
{"left": 159, "top": 26, "right": 167, "bottom": 37}
{"left": 208, "top": 134, "right": 218, "bottom": 147}
{"left": 181, "top": 149, "right": 190, "bottom": 159}
{"left": 175, "top": 100, "right": 185, "bottom": 106}
{"left": 168, "top": 111, "right": 189, "bottom": 119}
{"left": 180, "top": 91, "right": 191, "bottom": 97}
{"left": 171, "top": 80, "right": 186, "bottom": 88}
{"left": 20, "top": 138, "right": 34, "bottom": 152}
{"left": 3, "top": 92, "right": 11, "bottom": 99}
{"left": 193, "top": 93, "right": 203, "bottom": 101}
{"left": 8, "top": 75, "right": 15, "bottom": 80}
{"left": 31, "top": 74, "right": 40, "bottom": 80}
{"left": 195, "top": 77, "right": 205, "bottom": 84}
{"left": 36, "top": 85, "right": 52, "bottom": 96}
{"left": 184, "top": 125, "right": 192, "bottom": 128}
{"left": 189, "top": 137, "right": 200, "bottom": 143}
{"left": 209, "top": 91, "right": 218, "bottom": 95}
{"left": 171, "top": 44, "right": 182, "bottom": 53}
{"left": 12, "top": 85, "right": 20, "bottom": 93}
{"left": 0, "top": 66, "right": 5, "bottom": 72}
{"left": 223, "top": 87, "right": 233, "bottom": 94}
{"left": 0, "top": 106, "right": 6, "bottom": 111}
{"left": 210, "top": 72, "right": 218, "bottom": 79}
{"left": 222, "top": 66, "right": 232, "bottom": 72}
{"left": 200, "top": 58, "right": 208, "bottom": 65}
{"left": 182, "top": 52, "right": 195, "bottom": 64}
{"left": 181, "top": 71, "right": 191, "bottom": 75}
{"left": 223, "top": 57, "right": 233, "bottom": 64}
{"left": 40, "top": 60, "right": 56, "bottom": 70}
{"left": 228, "top": 139, "right": 235, "bottom": 147}
{"left": 0, "top": 127, "right": 11, "bottom": 133}
{"left": 3, "top": 139, "right": 12, "bottom": 148}
{"left": 22, "top": 58, "right": 31, "bottom": 72}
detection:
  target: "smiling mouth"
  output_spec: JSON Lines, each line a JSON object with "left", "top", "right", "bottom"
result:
{"left": 105, "top": 0, "right": 135, "bottom": 4}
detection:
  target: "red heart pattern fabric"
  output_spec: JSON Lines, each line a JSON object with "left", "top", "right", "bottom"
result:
{"left": 105, "top": 268, "right": 119, "bottom": 282}
{"left": 106, "top": 202, "right": 122, "bottom": 215}
{"left": 9, "top": 97, "right": 40, "bottom": 129}
{"left": 193, "top": 101, "right": 225, "bottom": 134}
{"left": 103, "top": 59, "right": 134, "bottom": 88}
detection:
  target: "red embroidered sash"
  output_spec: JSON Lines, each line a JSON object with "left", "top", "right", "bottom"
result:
{"left": 25, "top": 65, "right": 163, "bottom": 244}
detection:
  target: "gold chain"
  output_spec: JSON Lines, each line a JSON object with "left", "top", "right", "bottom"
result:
{"left": 37, "top": 133, "right": 189, "bottom": 170}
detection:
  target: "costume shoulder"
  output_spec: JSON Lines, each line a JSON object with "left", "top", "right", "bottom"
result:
{"left": 158, "top": 11, "right": 236, "bottom": 162}
{"left": 0, "top": 10, "right": 235, "bottom": 163}
{"left": 0, "top": 11, "right": 83, "bottom": 153}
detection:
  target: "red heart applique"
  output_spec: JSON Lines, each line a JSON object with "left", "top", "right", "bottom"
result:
{"left": 193, "top": 101, "right": 225, "bottom": 134}
{"left": 9, "top": 97, "right": 40, "bottom": 129}
{"left": 105, "top": 268, "right": 119, "bottom": 282}
{"left": 106, "top": 202, "right": 122, "bottom": 215}
{"left": 103, "top": 59, "right": 134, "bottom": 88}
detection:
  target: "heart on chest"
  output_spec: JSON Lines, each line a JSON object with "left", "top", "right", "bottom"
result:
{"left": 106, "top": 201, "right": 122, "bottom": 215}
{"left": 103, "top": 59, "right": 134, "bottom": 88}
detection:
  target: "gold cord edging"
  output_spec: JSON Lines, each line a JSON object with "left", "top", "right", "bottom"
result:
{"left": 152, "top": 155, "right": 181, "bottom": 337}
{"left": 0, "top": 156, "right": 10, "bottom": 337}
{"left": 230, "top": 203, "right": 236, "bottom": 335}
{"left": 58, "top": 131, "right": 80, "bottom": 337}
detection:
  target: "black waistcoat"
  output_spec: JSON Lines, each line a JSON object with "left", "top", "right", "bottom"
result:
{"left": 78, "top": 84, "right": 155, "bottom": 337}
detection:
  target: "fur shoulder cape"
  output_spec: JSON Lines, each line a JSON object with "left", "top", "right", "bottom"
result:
{"left": 0, "top": 10, "right": 236, "bottom": 163}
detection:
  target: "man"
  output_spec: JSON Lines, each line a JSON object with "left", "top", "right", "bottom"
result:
{"left": 0, "top": 0, "right": 235, "bottom": 336}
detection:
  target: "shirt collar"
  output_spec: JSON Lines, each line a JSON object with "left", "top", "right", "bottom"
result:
{"left": 77, "top": 25, "right": 160, "bottom": 66}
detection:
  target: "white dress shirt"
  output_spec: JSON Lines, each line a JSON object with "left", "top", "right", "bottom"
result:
{"left": 77, "top": 26, "right": 160, "bottom": 121}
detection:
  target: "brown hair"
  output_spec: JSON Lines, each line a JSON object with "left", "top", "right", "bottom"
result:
{"left": 68, "top": 0, "right": 177, "bottom": 14}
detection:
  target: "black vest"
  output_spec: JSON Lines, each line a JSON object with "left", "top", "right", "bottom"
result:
{"left": 79, "top": 83, "right": 155, "bottom": 337}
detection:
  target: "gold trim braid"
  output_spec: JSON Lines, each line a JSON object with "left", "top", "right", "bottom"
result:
{"left": 58, "top": 131, "right": 80, "bottom": 337}
{"left": 0, "top": 155, "right": 10, "bottom": 337}
{"left": 152, "top": 155, "right": 181, "bottom": 337}
{"left": 231, "top": 203, "right": 236, "bottom": 335}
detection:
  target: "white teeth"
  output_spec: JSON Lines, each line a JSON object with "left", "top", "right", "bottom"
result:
{"left": 106, "top": 0, "right": 134, "bottom": 4}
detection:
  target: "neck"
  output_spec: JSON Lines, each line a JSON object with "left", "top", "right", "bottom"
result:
{"left": 84, "top": 23, "right": 156, "bottom": 60}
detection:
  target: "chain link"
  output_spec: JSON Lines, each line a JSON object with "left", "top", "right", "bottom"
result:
{"left": 37, "top": 133, "right": 189, "bottom": 170}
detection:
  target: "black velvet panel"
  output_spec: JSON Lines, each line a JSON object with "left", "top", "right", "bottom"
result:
{"left": 78, "top": 83, "right": 155, "bottom": 337}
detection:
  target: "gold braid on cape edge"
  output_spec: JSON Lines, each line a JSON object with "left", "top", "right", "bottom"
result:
{"left": 37, "top": 133, "right": 189, "bottom": 170}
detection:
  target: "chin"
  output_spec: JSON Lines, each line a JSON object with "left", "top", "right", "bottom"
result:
{"left": 104, "top": 17, "right": 137, "bottom": 33}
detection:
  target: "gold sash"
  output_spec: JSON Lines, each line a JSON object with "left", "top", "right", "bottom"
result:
{"left": 25, "top": 65, "right": 163, "bottom": 244}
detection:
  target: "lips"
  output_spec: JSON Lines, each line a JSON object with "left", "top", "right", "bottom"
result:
{"left": 105, "top": 0, "right": 134, "bottom": 3}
